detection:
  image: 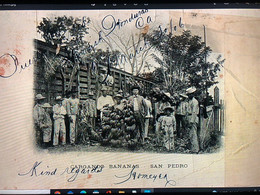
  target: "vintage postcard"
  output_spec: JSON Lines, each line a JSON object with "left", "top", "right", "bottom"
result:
{"left": 0, "top": 7, "right": 259, "bottom": 190}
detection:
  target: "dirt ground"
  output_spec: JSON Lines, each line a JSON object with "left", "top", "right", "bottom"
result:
{"left": 45, "top": 135, "right": 223, "bottom": 154}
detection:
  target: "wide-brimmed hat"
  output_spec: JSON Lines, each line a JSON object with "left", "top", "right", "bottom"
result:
{"left": 88, "top": 91, "right": 94, "bottom": 96}
{"left": 164, "top": 106, "right": 174, "bottom": 112}
{"left": 131, "top": 85, "right": 140, "bottom": 90}
{"left": 35, "top": 94, "right": 46, "bottom": 100}
{"left": 42, "top": 103, "right": 52, "bottom": 108}
{"left": 101, "top": 86, "right": 108, "bottom": 91}
{"left": 164, "top": 92, "right": 171, "bottom": 98}
{"left": 186, "top": 87, "right": 196, "bottom": 94}
{"left": 180, "top": 93, "right": 188, "bottom": 98}
{"left": 55, "top": 96, "right": 63, "bottom": 100}
{"left": 114, "top": 94, "right": 123, "bottom": 99}
{"left": 99, "top": 67, "right": 107, "bottom": 72}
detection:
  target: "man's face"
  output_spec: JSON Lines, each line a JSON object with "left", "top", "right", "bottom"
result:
{"left": 46, "top": 107, "right": 51, "bottom": 113}
{"left": 166, "top": 109, "right": 172, "bottom": 116}
{"left": 115, "top": 98, "right": 121, "bottom": 104}
{"left": 38, "top": 99, "right": 45, "bottom": 104}
{"left": 133, "top": 89, "right": 139, "bottom": 96}
{"left": 102, "top": 90, "right": 107, "bottom": 96}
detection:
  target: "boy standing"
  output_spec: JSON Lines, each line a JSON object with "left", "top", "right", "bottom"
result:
{"left": 156, "top": 106, "right": 176, "bottom": 151}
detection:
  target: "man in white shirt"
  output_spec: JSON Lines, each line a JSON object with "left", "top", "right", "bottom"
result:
{"left": 97, "top": 86, "right": 114, "bottom": 120}
{"left": 176, "top": 93, "right": 189, "bottom": 138}
{"left": 53, "top": 96, "right": 67, "bottom": 146}
{"left": 186, "top": 87, "right": 200, "bottom": 153}
{"left": 67, "top": 89, "right": 80, "bottom": 145}
{"left": 143, "top": 94, "right": 153, "bottom": 141}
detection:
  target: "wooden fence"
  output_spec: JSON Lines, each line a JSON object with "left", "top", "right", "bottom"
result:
{"left": 34, "top": 39, "right": 155, "bottom": 104}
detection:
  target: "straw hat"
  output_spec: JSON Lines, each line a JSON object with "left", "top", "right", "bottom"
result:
{"left": 42, "top": 103, "right": 52, "bottom": 108}
{"left": 186, "top": 87, "right": 196, "bottom": 94}
{"left": 180, "top": 93, "right": 188, "bottom": 98}
{"left": 114, "top": 94, "right": 123, "bottom": 99}
{"left": 164, "top": 92, "right": 171, "bottom": 98}
{"left": 55, "top": 96, "right": 62, "bottom": 100}
{"left": 35, "top": 94, "right": 46, "bottom": 100}
{"left": 101, "top": 86, "right": 108, "bottom": 91}
{"left": 88, "top": 91, "right": 94, "bottom": 96}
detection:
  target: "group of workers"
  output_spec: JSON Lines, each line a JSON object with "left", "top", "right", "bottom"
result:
{"left": 33, "top": 85, "right": 201, "bottom": 153}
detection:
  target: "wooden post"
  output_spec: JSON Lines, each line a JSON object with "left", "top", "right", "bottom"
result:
{"left": 214, "top": 86, "right": 220, "bottom": 131}
{"left": 220, "top": 99, "right": 225, "bottom": 134}
{"left": 77, "top": 63, "right": 80, "bottom": 98}
{"left": 124, "top": 74, "right": 127, "bottom": 93}
{"left": 112, "top": 71, "right": 115, "bottom": 96}
{"left": 87, "top": 63, "right": 91, "bottom": 94}
{"left": 119, "top": 72, "right": 122, "bottom": 90}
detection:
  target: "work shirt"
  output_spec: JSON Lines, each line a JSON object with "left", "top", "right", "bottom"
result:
{"left": 128, "top": 95, "right": 147, "bottom": 117}
{"left": 67, "top": 98, "right": 79, "bottom": 116}
{"left": 33, "top": 104, "right": 44, "bottom": 125}
{"left": 84, "top": 99, "right": 97, "bottom": 117}
{"left": 187, "top": 97, "right": 199, "bottom": 124}
{"left": 176, "top": 100, "right": 189, "bottom": 116}
{"left": 62, "top": 98, "right": 69, "bottom": 113}
{"left": 53, "top": 104, "right": 67, "bottom": 120}
{"left": 97, "top": 95, "right": 114, "bottom": 110}
{"left": 40, "top": 109, "right": 52, "bottom": 129}
{"left": 154, "top": 101, "right": 171, "bottom": 118}
{"left": 144, "top": 98, "right": 152, "bottom": 118}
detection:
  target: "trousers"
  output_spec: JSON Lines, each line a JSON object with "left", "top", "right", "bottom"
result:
{"left": 53, "top": 118, "right": 66, "bottom": 145}
{"left": 69, "top": 115, "right": 77, "bottom": 144}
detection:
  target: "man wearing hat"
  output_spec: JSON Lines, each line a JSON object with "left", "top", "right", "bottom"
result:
{"left": 186, "top": 87, "right": 200, "bottom": 153}
{"left": 97, "top": 86, "right": 115, "bottom": 120}
{"left": 67, "top": 88, "right": 80, "bottom": 145}
{"left": 154, "top": 92, "right": 171, "bottom": 121}
{"left": 175, "top": 93, "right": 189, "bottom": 138}
{"left": 128, "top": 85, "right": 148, "bottom": 143}
{"left": 155, "top": 106, "right": 176, "bottom": 151}
{"left": 99, "top": 67, "right": 114, "bottom": 86}
{"left": 33, "top": 94, "right": 46, "bottom": 146}
{"left": 114, "top": 93, "right": 125, "bottom": 111}
{"left": 33, "top": 94, "right": 46, "bottom": 125}
{"left": 53, "top": 96, "right": 67, "bottom": 146}
{"left": 40, "top": 103, "right": 53, "bottom": 147}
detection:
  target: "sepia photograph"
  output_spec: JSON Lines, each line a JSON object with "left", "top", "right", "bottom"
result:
{"left": 33, "top": 10, "right": 225, "bottom": 154}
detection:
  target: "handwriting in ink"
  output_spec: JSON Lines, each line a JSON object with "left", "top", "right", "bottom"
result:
{"left": 101, "top": 9, "right": 150, "bottom": 37}
{"left": 114, "top": 167, "right": 176, "bottom": 187}
{"left": 18, "top": 161, "right": 57, "bottom": 177}
{"left": 0, "top": 53, "right": 32, "bottom": 79}
{"left": 18, "top": 161, "right": 104, "bottom": 183}
{"left": 60, "top": 164, "right": 103, "bottom": 182}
